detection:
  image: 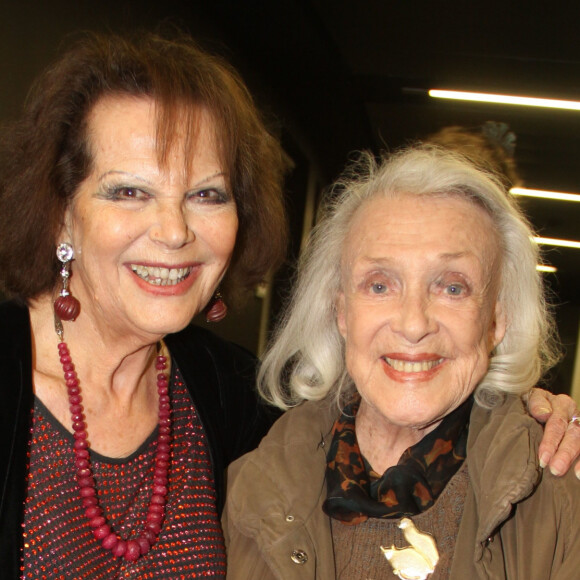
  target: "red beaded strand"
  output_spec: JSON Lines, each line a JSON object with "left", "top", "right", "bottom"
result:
{"left": 57, "top": 341, "right": 171, "bottom": 562}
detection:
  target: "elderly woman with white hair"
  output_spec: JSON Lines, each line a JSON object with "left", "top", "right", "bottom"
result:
{"left": 223, "top": 146, "right": 580, "bottom": 579}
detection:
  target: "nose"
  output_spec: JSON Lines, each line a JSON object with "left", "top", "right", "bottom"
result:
{"left": 149, "top": 202, "right": 194, "bottom": 249}
{"left": 390, "top": 290, "right": 437, "bottom": 344}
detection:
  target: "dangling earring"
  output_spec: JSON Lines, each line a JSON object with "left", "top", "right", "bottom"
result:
{"left": 205, "top": 290, "right": 227, "bottom": 322}
{"left": 54, "top": 242, "right": 81, "bottom": 321}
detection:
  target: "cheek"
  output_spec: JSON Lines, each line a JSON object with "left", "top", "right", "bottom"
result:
{"left": 205, "top": 212, "right": 239, "bottom": 259}
{"left": 74, "top": 208, "right": 137, "bottom": 254}
{"left": 343, "top": 304, "right": 383, "bottom": 358}
{"left": 450, "top": 319, "right": 493, "bottom": 385}
{"left": 440, "top": 303, "right": 489, "bottom": 347}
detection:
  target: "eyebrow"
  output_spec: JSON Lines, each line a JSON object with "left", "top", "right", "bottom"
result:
{"left": 97, "top": 170, "right": 227, "bottom": 188}
{"left": 355, "top": 251, "right": 480, "bottom": 273}
{"left": 191, "top": 171, "right": 227, "bottom": 187}
{"left": 98, "top": 170, "right": 152, "bottom": 184}
{"left": 438, "top": 251, "right": 474, "bottom": 261}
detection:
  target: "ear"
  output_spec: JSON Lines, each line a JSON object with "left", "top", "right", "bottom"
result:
{"left": 57, "top": 205, "right": 75, "bottom": 246}
{"left": 336, "top": 291, "right": 347, "bottom": 339}
{"left": 489, "top": 300, "right": 507, "bottom": 351}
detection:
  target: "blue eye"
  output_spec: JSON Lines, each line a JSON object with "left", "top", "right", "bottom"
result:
{"left": 445, "top": 284, "right": 464, "bottom": 295}
{"left": 371, "top": 283, "right": 387, "bottom": 294}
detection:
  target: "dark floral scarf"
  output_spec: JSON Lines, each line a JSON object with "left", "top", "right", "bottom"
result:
{"left": 323, "top": 396, "right": 473, "bottom": 525}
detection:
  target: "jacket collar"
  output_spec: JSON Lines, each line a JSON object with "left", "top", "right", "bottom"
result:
{"left": 229, "top": 394, "right": 542, "bottom": 553}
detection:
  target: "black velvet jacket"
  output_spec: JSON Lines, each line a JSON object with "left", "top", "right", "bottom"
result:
{"left": 0, "top": 300, "right": 276, "bottom": 577}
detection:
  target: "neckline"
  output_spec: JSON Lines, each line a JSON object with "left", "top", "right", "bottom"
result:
{"left": 33, "top": 389, "right": 166, "bottom": 465}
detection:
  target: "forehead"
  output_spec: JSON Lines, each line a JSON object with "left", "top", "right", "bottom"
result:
{"left": 343, "top": 193, "right": 500, "bottom": 271}
{"left": 87, "top": 96, "right": 155, "bottom": 152}
{"left": 85, "top": 95, "right": 220, "bottom": 175}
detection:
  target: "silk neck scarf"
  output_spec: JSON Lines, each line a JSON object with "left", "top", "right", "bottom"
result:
{"left": 323, "top": 396, "right": 473, "bottom": 525}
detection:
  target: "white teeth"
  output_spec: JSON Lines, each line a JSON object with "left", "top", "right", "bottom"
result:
{"left": 131, "top": 265, "right": 192, "bottom": 286}
{"left": 384, "top": 357, "right": 443, "bottom": 373}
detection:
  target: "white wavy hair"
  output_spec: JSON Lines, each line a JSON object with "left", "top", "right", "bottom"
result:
{"left": 259, "top": 145, "right": 560, "bottom": 410}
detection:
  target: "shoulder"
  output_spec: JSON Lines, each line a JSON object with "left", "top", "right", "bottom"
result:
{"left": 164, "top": 323, "right": 260, "bottom": 417}
{"left": 468, "top": 395, "right": 580, "bottom": 531}
{"left": 0, "top": 300, "right": 32, "bottom": 378}
{"left": 228, "top": 399, "right": 335, "bottom": 485}
{"left": 0, "top": 300, "right": 30, "bottom": 354}
{"left": 466, "top": 396, "right": 542, "bottom": 514}
{"left": 0, "top": 300, "right": 34, "bottom": 545}
{"left": 469, "top": 394, "right": 543, "bottom": 452}
{"left": 165, "top": 323, "right": 257, "bottom": 377}
{"left": 226, "top": 400, "right": 334, "bottom": 533}
{"left": 261, "top": 398, "right": 336, "bottom": 449}
{"left": 165, "top": 324, "right": 278, "bottom": 468}
{"left": 165, "top": 323, "right": 260, "bottom": 404}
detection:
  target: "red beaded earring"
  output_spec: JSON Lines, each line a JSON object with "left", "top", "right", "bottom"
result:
{"left": 53, "top": 242, "right": 81, "bottom": 321}
{"left": 205, "top": 291, "right": 227, "bottom": 322}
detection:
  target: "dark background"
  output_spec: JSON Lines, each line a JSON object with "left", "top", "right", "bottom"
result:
{"left": 1, "top": 0, "right": 578, "bottom": 398}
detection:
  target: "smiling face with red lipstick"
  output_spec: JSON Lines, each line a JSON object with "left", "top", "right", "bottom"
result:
{"left": 61, "top": 96, "right": 238, "bottom": 342}
{"left": 337, "top": 192, "right": 506, "bottom": 465}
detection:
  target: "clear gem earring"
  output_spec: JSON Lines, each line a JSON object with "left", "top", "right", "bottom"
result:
{"left": 53, "top": 242, "right": 81, "bottom": 321}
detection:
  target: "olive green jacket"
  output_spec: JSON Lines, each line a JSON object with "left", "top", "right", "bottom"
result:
{"left": 223, "top": 395, "right": 580, "bottom": 579}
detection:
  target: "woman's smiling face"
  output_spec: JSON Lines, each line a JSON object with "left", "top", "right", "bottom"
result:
{"left": 61, "top": 96, "right": 238, "bottom": 341}
{"left": 337, "top": 193, "right": 505, "bottom": 432}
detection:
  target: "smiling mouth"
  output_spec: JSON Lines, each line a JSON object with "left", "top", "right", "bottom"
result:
{"left": 130, "top": 265, "right": 193, "bottom": 286}
{"left": 383, "top": 357, "right": 444, "bottom": 373}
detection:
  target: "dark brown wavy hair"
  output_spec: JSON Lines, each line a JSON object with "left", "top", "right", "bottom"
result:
{"left": 0, "top": 30, "right": 288, "bottom": 303}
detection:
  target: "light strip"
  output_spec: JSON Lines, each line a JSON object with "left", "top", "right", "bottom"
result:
{"left": 536, "top": 264, "right": 557, "bottom": 273}
{"left": 511, "top": 187, "right": 580, "bottom": 203}
{"left": 534, "top": 236, "right": 580, "bottom": 249}
{"left": 428, "top": 90, "right": 580, "bottom": 111}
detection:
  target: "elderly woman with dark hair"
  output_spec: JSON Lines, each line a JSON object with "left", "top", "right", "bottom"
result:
{"left": 224, "top": 146, "right": 580, "bottom": 579}
{"left": 0, "top": 30, "right": 286, "bottom": 578}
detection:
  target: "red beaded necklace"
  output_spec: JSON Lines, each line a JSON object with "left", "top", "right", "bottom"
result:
{"left": 56, "top": 337, "right": 171, "bottom": 562}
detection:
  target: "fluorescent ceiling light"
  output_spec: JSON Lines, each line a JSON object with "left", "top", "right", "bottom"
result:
{"left": 534, "top": 237, "right": 580, "bottom": 249}
{"left": 428, "top": 90, "right": 580, "bottom": 111}
{"left": 536, "top": 264, "right": 557, "bottom": 273}
{"left": 511, "top": 188, "right": 580, "bottom": 203}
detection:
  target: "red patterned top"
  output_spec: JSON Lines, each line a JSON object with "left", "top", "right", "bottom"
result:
{"left": 22, "top": 367, "right": 226, "bottom": 579}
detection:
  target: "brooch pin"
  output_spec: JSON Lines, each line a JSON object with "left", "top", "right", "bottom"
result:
{"left": 381, "top": 518, "right": 439, "bottom": 580}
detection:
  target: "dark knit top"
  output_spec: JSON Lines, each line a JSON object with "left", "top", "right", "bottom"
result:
{"left": 22, "top": 367, "right": 226, "bottom": 579}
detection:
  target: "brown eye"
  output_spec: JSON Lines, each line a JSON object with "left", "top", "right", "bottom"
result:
{"left": 187, "top": 187, "right": 230, "bottom": 204}
{"left": 118, "top": 187, "right": 145, "bottom": 199}
{"left": 105, "top": 186, "right": 149, "bottom": 201}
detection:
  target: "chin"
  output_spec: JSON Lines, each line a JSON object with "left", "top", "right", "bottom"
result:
{"left": 132, "top": 305, "right": 200, "bottom": 338}
{"left": 376, "top": 400, "right": 447, "bottom": 431}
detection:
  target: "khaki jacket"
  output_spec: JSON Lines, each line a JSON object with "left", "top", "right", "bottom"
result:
{"left": 223, "top": 396, "right": 580, "bottom": 579}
